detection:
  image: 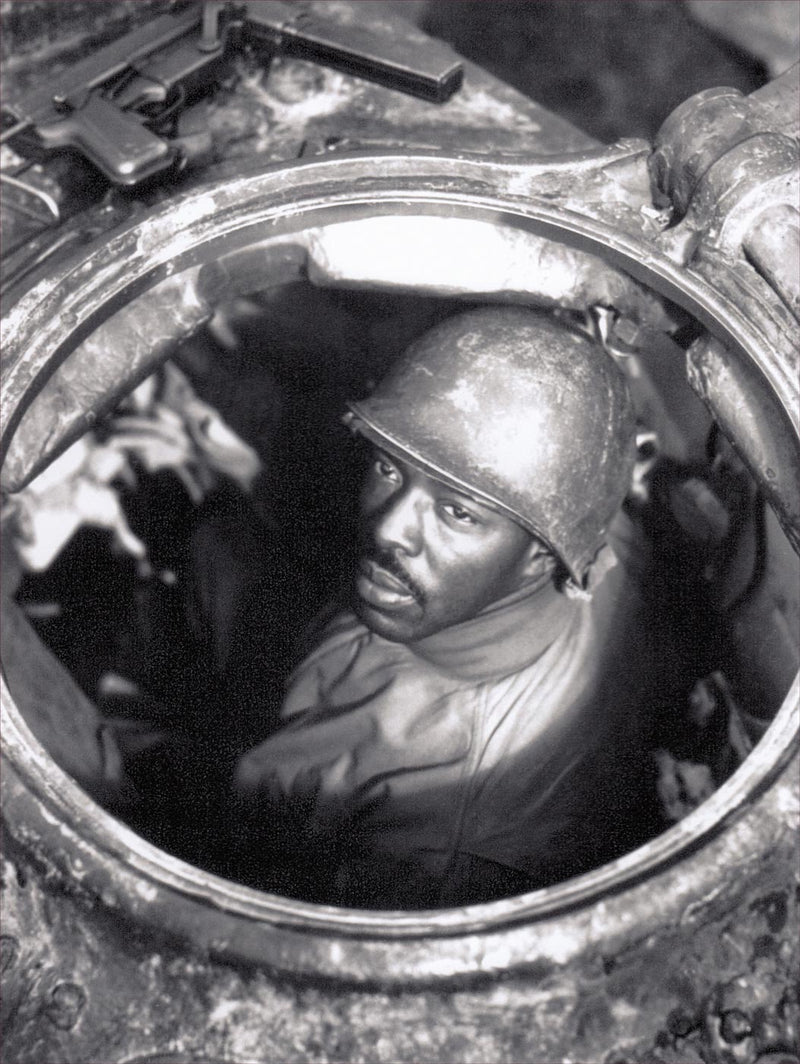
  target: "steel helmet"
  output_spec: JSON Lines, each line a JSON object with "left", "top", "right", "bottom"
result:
{"left": 346, "top": 306, "right": 636, "bottom": 588}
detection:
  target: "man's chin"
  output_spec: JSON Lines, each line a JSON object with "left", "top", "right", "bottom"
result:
{"left": 353, "top": 598, "right": 420, "bottom": 643}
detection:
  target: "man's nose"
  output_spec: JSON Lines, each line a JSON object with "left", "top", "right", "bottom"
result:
{"left": 372, "top": 488, "right": 424, "bottom": 556}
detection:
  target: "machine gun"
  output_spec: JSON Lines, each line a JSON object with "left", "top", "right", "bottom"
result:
{"left": 0, "top": 0, "right": 463, "bottom": 188}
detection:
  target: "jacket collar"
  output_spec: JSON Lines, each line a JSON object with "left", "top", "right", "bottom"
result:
{"left": 409, "top": 575, "right": 578, "bottom": 683}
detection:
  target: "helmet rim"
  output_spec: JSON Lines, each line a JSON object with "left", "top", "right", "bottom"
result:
{"left": 346, "top": 307, "right": 636, "bottom": 587}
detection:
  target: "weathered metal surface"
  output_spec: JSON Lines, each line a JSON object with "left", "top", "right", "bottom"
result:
{"left": 743, "top": 202, "right": 800, "bottom": 317}
{"left": 750, "top": 66, "right": 800, "bottom": 140}
{"left": 1, "top": 5, "right": 799, "bottom": 1064}
{"left": 0, "top": 1, "right": 596, "bottom": 254}
{"left": 1, "top": 735, "right": 797, "bottom": 1063}
{"left": 650, "top": 64, "right": 800, "bottom": 558}
{"left": 1, "top": 150, "right": 798, "bottom": 1062}
{"left": 686, "top": 329, "right": 800, "bottom": 554}
{"left": 651, "top": 66, "right": 800, "bottom": 260}
{"left": 1, "top": 142, "right": 675, "bottom": 495}
{"left": 4, "top": 147, "right": 796, "bottom": 561}
{"left": 0, "top": 0, "right": 598, "bottom": 496}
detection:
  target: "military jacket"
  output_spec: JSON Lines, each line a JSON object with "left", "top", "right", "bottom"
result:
{"left": 234, "top": 515, "right": 661, "bottom": 908}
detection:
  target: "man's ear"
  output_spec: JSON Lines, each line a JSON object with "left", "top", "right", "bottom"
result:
{"left": 520, "top": 538, "right": 557, "bottom": 582}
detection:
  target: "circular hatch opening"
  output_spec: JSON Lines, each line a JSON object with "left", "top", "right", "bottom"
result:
{"left": 1, "top": 155, "right": 797, "bottom": 982}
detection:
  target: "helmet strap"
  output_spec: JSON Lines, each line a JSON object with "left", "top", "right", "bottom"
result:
{"left": 563, "top": 541, "right": 618, "bottom": 601}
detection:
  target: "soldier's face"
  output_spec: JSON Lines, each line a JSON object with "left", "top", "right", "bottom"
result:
{"left": 354, "top": 447, "right": 540, "bottom": 643}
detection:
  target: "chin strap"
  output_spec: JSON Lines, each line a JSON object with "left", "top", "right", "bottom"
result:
{"left": 564, "top": 540, "right": 618, "bottom": 601}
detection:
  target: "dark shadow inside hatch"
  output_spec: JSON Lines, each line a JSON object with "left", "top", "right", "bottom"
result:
{"left": 4, "top": 284, "right": 471, "bottom": 871}
{"left": 3, "top": 280, "right": 797, "bottom": 907}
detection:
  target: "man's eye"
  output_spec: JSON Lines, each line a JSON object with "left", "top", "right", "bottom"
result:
{"left": 375, "top": 458, "right": 399, "bottom": 482}
{"left": 442, "top": 502, "right": 477, "bottom": 525}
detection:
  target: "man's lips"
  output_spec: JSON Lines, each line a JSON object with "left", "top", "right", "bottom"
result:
{"left": 359, "top": 558, "right": 412, "bottom": 594}
{"left": 356, "top": 558, "right": 418, "bottom": 609}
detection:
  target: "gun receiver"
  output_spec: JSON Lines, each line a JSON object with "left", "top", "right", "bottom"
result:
{"left": 1, "top": 1, "right": 463, "bottom": 188}
{"left": 2, "top": 7, "right": 205, "bottom": 184}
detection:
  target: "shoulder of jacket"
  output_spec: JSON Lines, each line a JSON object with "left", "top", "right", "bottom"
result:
{"left": 290, "top": 611, "right": 370, "bottom": 676}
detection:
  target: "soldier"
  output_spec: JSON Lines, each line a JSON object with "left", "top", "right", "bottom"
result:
{"left": 231, "top": 305, "right": 672, "bottom": 908}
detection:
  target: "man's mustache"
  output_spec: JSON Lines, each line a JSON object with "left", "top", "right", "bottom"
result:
{"left": 360, "top": 549, "right": 427, "bottom": 606}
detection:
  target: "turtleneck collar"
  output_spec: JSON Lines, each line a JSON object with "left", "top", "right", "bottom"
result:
{"left": 408, "top": 575, "right": 578, "bottom": 683}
